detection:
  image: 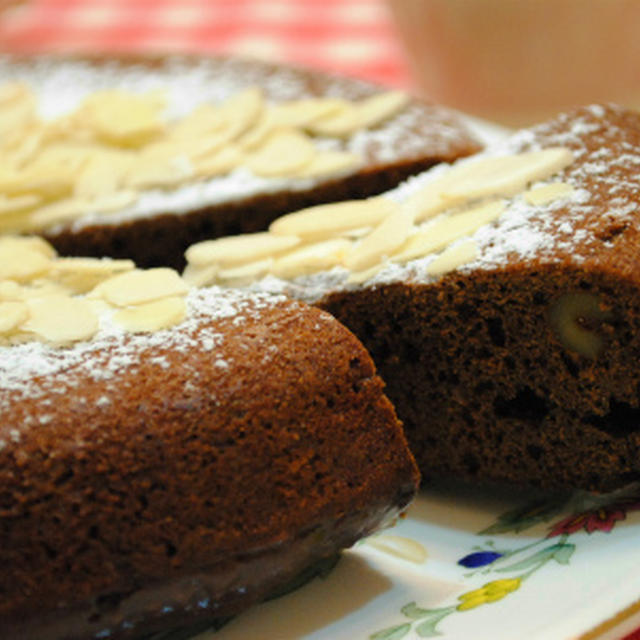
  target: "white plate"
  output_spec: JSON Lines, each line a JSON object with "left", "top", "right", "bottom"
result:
{"left": 189, "top": 481, "right": 640, "bottom": 640}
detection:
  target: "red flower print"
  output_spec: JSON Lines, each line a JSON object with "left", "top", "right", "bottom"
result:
{"left": 547, "top": 506, "right": 626, "bottom": 537}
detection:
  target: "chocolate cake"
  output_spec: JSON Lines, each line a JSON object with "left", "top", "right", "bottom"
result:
{"left": 0, "top": 54, "right": 480, "bottom": 270}
{"left": 0, "top": 237, "right": 419, "bottom": 639}
{"left": 185, "top": 104, "right": 640, "bottom": 492}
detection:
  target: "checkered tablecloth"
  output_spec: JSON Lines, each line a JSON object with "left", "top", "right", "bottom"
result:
{"left": 0, "top": 0, "right": 413, "bottom": 88}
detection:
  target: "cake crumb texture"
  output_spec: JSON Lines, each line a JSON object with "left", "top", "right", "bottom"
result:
{"left": 317, "top": 105, "right": 640, "bottom": 491}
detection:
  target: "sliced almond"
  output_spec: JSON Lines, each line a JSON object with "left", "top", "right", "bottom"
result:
{"left": 440, "top": 148, "right": 574, "bottom": 203}
{"left": 194, "top": 145, "right": 245, "bottom": 178}
{"left": 6, "top": 131, "right": 43, "bottom": 169}
{"left": 0, "top": 164, "right": 74, "bottom": 200}
{"left": 19, "top": 142, "right": 94, "bottom": 196}
{"left": 182, "top": 130, "right": 237, "bottom": 162}
{"left": 524, "top": 182, "right": 574, "bottom": 205}
{"left": 74, "top": 150, "right": 134, "bottom": 199}
{"left": 186, "top": 233, "right": 300, "bottom": 268}
{"left": 393, "top": 201, "right": 505, "bottom": 264}
{"left": 27, "top": 191, "right": 139, "bottom": 230}
{"left": 27, "top": 198, "right": 90, "bottom": 230}
{"left": 270, "top": 238, "right": 352, "bottom": 279}
{"left": 89, "top": 190, "right": 139, "bottom": 215}
{"left": 363, "top": 534, "right": 427, "bottom": 564}
{"left": 347, "top": 262, "right": 385, "bottom": 284}
{"left": 217, "top": 258, "right": 274, "bottom": 285}
{"left": 307, "top": 101, "right": 359, "bottom": 138}
{"left": 23, "top": 280, "right": 71, "bottom": 299}
{"left": 236, "top": 114, "right": 277, "bottom": 151}
{"left": 246, "top": 129, "right": 316, "bottom": 177}
{"left": 270, "top": 197, "right": 397, "bottom": 240}
{"left": 401, "top": 149, "right": 573, "bottom": 222}
{"left": 42, "top": 114, "right": 79, "bottom": 144}
{"left": 91, "top": 268, "right": 188, "bottom": 307}
{"left": 270, "top": 98, "right": 347, "bottom": 129}
{"left": 24, "top": 294, "right": 99, "bottom": 343}
{"left": 402, "top": 176, "right": 454, "bottom": 224}
{"left": 51, "top": 257, "right": 135, "bottom": 294}
{"left": 0, "top": 245, "right": 51, "bottom": 282}
{"left": 0, "top": 280, "right": 23, "bottom": 301}
{"left": 79, "top": 90, "right": 166, "bottom": 147}
{"left": 53, "top": 257, "right": 135, "bottom": 275}
{"left": 217, "top": 87, "right": 264, "bottom": 140}
{"left": 0, "top": 301, "right": 29, "bottom": 334}
{"left": 182, "top": 263, "right": 219, "bottom": 287}
{"left": 425, "top": 239, "right": 478, "bottom": 276}
{"left": 293, "top": 150, "right": 360, "bottom": 179}
{"left": 344, "top": 205, "right": 416, "bottom": 272}
{"left": 113, "top": 296, "right": 186, "bottom": 333}
{"left": 0, "top": 235, "right": 57, "bottom": 258}
{"left": 0, "top": 194, "right": 41, "bottom": 216}
{"left": 126, "top": 143, "right": 193, "bottom": 189}
{"left": 0, "top": 210, "right": 37, "bottom": 233}
{"left": 239, "top": 97, "right": 348, "bottom": 149}
{"left": 356, "top": 90, "right": 409, "bottom": 129}
{"left": 0, "top": 91, "right": 37, "bottom": 143}
{"left": 308, "top": 91, "right": 408, "bottom": 137}
{"left": 170, "top": 104, "right": 225, "bottom": 141}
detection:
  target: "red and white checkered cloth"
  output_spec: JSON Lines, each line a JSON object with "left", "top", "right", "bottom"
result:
{"left": 0, "top": 0, "right": 413, "bottom": 89}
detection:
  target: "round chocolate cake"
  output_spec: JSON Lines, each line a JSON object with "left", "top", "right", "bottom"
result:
{"left": 0, "top": 239, "right": 419, "bottom": 639}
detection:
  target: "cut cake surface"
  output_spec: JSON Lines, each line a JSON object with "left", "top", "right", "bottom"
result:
{"left": 186, "top": 104, "right": 640, "bottom": 491}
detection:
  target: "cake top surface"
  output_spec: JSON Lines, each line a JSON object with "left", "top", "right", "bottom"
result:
{"left": 182, "top": 104, "right": 640, "bottom": 301}
{"left": 0, "top": 235, "right": 306, "bottom": 430}
{"left": 0, "top": 54, "right": 479, "bottom": 233}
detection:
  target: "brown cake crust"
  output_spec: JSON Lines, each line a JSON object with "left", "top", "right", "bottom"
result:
{"left": 314, "top": 105, "right": 640, "bottom": 492}
{"left": 0, "top": 289, "right": 418, "bottom": 639}
{"left": 0, "top": 53, "right": 481, "bottom": 270}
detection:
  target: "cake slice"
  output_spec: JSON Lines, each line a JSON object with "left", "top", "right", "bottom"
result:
{"left": 0, "top": 54, "right": 480, "bottom": 269}
{"left": 185, "top": 104, "right": 640, "bottom": 491}
{"left": 0, "top": 236, "right": 418, "bottom": 640}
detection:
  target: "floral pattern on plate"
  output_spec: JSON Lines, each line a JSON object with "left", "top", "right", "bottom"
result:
{"left": 370, "top": 485, "right": 640, "bottom": 639}
{"left": 198, "top": 481, "right": 640, "bottom": 640}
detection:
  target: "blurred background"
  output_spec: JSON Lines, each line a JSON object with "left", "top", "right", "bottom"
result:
{"left": 0, "top": 0, "right": 413, "bottom": 88}
{"left": 0, "top": 0, "right": 638, "bottom": 127}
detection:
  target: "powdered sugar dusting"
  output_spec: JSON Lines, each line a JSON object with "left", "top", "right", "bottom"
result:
{"left": 252, "top": 104, "right": 640, "bottom": 302}
{"left": 0, "top": 55, "right": 477, "bottom": 230}
{"left": 0, "top": 287, "right": 286, "bottom": 412}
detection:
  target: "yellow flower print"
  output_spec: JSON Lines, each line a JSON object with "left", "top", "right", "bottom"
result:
{"left": 456, "top": 578, "right": 522, "bottom": 611}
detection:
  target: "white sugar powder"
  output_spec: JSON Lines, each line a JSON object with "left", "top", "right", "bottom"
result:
{"left": 0, "top": 287, "right": 285, "bottom": 410}
{"left": 251, "top": 105, "right": 640, "bottom": 302}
